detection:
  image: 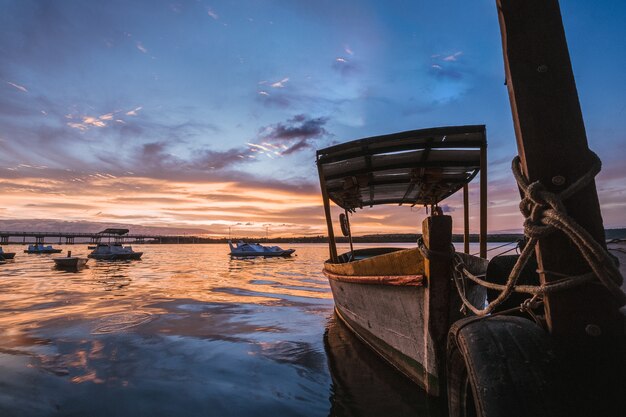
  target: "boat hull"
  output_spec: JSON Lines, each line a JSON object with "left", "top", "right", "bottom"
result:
{"left": 0, "top": 252, "right": 16, "bottom": 259}
{"left": 24, "top": 249, "right": 62, "bottom": 254}
{"left": 88, "top": 252, "right": 143, "bottom": 261}
{"left": 323, "top": 247, "right": 488, "bottom": 397}
{"left": 230, "top": 249, "right": 295, "bottom": 257}
{"left": 54, "top": 257, "right": 88, "bottom": 269}
{"left": 327, "top": 277, "right": 439, "bottom": 394}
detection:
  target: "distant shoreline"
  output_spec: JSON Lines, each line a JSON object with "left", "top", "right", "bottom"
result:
{"left": 2, "top": 229, "right": 624, "bottom": 245}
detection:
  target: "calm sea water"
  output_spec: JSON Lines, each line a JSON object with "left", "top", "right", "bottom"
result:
{"left": 0, "top": 242, "right": 513, "bottom": 417}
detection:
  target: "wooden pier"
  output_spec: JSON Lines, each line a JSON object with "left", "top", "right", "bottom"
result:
{"left": 0, "top": 231, "right": 200, "bottom": 245}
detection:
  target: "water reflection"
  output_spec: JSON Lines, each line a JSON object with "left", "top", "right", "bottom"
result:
{"left": 325, "top": 313, "right": 444, "bottom": 417}
{"left": 91, "top": 261, "right": 133, "bottom": 291}
{"left": 0, "top": 243, "right": 448, "bottom": 416}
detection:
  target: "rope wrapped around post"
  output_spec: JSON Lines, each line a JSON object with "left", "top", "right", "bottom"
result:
{"left": 453, "top": 152, "right": 626, "bottom": 317}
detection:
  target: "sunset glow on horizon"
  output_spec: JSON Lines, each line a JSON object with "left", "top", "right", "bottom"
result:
{"left": 1, "top": 0, "right": 625, "bottom": 238}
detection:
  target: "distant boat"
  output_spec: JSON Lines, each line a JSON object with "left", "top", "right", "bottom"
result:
{"left": 88, "top": 228, "right": 143, "bottom": 261}
{"left": 0, "top": 247, "right": 16, "bottom": 259}
{"left": 24, "top": 244, "right": 62, "bottom": 254}
{"left": 228, "top": 240, "right": 295, "bottom": 257}
{"left": 87, "top": 245, "right": 97, "bottom": 250}
{"left": 54, "top": 251, "right": 89, "bottom": 269}
{"left": 88, "top": 244, "right": 143, "bottom": 260}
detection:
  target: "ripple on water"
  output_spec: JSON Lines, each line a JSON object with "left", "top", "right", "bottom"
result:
{"left": 91, "top": 312, "right": 153, "bottom": 334}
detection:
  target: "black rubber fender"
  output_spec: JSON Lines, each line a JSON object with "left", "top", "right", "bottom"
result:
{"left": 485, "top": 254, "right": 539, "bottom": 313}
{"left": 447, "top": 316, "right": 570, "bottom": 417}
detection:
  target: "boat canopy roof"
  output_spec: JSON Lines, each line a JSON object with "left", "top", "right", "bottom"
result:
{"left": 97, "top": 228, "right": 130, "bottom": 235}
{"left": 316, "top": 125, "right": 486, "bottom": 210}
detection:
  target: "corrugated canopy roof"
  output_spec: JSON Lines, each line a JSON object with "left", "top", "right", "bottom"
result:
{"left": 98, "top": 228, "right": 130, "bottom": 235}
{"left": 316, "top": 125, "right": 486, "bottom": 210}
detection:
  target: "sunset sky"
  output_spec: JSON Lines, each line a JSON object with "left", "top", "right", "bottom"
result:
{"left": 1, "top": 0, "right": 625, "bottom": 237}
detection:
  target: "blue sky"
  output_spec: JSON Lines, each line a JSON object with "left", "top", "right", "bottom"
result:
{"left": 0, "top": 0, "right": 624, "bottom": 236}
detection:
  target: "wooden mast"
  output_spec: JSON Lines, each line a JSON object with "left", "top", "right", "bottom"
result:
{"left": 496, "top": 0, "right": 623, "bottom": 412}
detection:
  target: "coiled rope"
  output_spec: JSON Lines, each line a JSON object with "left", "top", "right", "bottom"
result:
{"left": 452, "top": 152, "right": 626, "bottom": 316}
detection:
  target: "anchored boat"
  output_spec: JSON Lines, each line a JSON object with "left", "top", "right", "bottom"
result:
{"left": 317, "top": 125, "right": 489, "bottom": 396}
{"left": 88, "top": 228, "right": 143, "bottom": 261}
{"left": 53, "top": 251, "right": 89, "bottom": 269}
{"left": 0, "top": 247, "right": 16, "bottom": 260}
{"left": 24, "top": 244, "right": 62, "bottom": 254}
{"left": 228, "top": 240, "right": 295, "bottom": 257}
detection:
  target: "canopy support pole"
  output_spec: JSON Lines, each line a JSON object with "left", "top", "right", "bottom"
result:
{"left": 479, "top": 142, "right": 487, "bottom": 258}
{"left": 463, "top": 184, "right": 470, "bottom": 254}
{"left": 318, "top": 160, "right": 338, "bottom": 262}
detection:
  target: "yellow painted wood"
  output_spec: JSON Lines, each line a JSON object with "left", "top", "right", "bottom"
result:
{"left": 324, "top": 247, "right": 425, "bottom": 276}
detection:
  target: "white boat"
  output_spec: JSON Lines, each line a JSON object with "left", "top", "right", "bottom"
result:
{"left": 87, "top": 228, "right": 143, "bottom": 261}
{"left": 0, "top": 247, "right": 16, "bottom": 259}
{"left": 228, "top": 240, "right": 295, "bottom": 257}
{"left": 24, "top": 244, "right": 62, "bottom": 254}
{"left": 88, "top": 244, "right": 143, "bottom": 260}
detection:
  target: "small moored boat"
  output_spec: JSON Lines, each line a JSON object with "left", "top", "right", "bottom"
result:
{"left": 54, "top": 251, "right": 89, "bottom": 269}
{"left": 0, "top": 247, "right": 16, "bottom": 259}
{"left": 228, "top": 240, "right": 295, "bottom": 257}
{"left": 88, "top": 244, "right": 143, "bottom": 260}
{"left": 24, "top": 244, "right": 62, "bottom": 254}
{"left": 87, "top": 228, "right": 143, "bottom": 261}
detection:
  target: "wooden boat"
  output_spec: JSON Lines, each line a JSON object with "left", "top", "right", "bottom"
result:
{"left": 24, "top": 244, "right": 62, "bottom": 254}
{"left": 88, "top": 228, "right": 143, "bottom": 260}
{"left": 0, "top": 247, "right": 16, "bottom": 259}
{"left": 53, "top": 251, "right": 89, "bottom": 269}
{"left": 317, "top": 125, "right": 489, "bottom": 396}
{"left": 318, "top": 2, "right": 625, "bottom": 416}
{"left": 228, "top": 240, "right": 295, "bottom": 257}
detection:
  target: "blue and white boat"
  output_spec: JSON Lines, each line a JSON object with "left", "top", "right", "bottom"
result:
{"left": 24, "top": 244, "right": 62, "bottom": 254}
{"left": 228, "top": 241, "right": 295, "bottom": 257}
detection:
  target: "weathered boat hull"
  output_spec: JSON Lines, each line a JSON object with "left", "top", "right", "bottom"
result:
{"left": 329, "top": 280, "right": 438, "bottom": 393}
{"left": 323, "top": 247, "right": 439, "bottom": 393}
{"left": 324, "top": 246, "right": 488, "bottom": 397}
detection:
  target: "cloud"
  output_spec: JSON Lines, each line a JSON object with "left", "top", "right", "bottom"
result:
{"left": 271, "top": 78, "right": 289, "bottom": 88}
{"left": 6, "top": 81, "right": 28, "bottom": 92}
{"left": 332, "top": 57, "right": 359, "bottom": 76}
{"left": 207, "top": 9, "right": 219, "bottom": 20}
{"left": 443, "top": 51, "right": 463, "bottom": 61}
{"left": 429, "top": 64, "right": 462, "bottom": 80}
{"left": 126, "top": 106, "right": 143, "bottom": 116}
{"left": 430, "top": 51, "right": 465, "bottom": 80}
{"left": 136, "top": 41, "right": 148, "bottom": 53}
{"left": 254, "top": 114, "right": 330, "bottom": 155}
